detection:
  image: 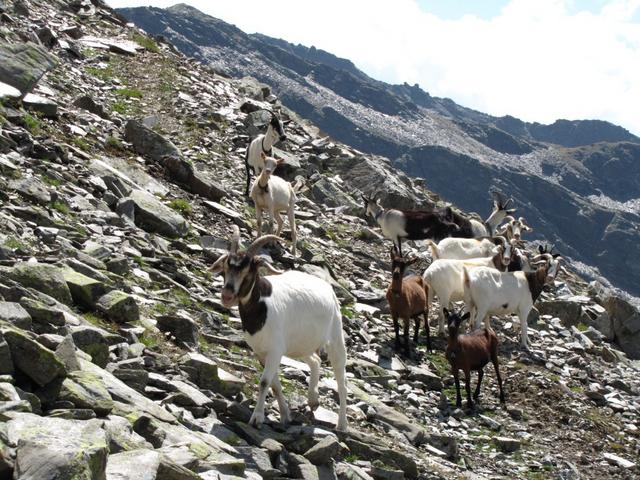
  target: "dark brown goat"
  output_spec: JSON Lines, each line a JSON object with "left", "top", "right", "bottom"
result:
{"left": 386, "top": 247, "right": 431, "bottom": 356}
{"left": 444, "top": 308, "right": 505, "bottom": 409}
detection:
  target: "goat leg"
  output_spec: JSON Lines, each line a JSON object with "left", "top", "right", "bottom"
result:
{"left": 492, "top": 353, "right": 506, "bottom": 404}
{"left": 464, "top": 368, "right": 473, "bottom": 410}
{"left": 403, "top": 318, "right": 411, "bottom": 357}
{"left": 392, "top": 316, "right": 400, "bottom": 350}
{"left": 474, "top": 368, "right": 484, "bottom": 400}
{"left": 412, "top": 315, "right": 420, "bottom": 344}
{"left": 245, "top": 162, "right": 252, "bottom": 196}
{"left": 423, "top": 310, "right": 432, "bottom": 353}
{"left": 453, "top": 370, "right": 462, "bottom": 408}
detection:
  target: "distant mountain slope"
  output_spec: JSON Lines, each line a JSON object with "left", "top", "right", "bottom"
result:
{"left": 119, "top": 3, "right": 640, "bottom": 296}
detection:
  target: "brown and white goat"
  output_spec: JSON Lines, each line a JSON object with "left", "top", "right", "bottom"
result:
{"left": 497, "top": 216, "right": 532, "bottom": 242}
{"left": 386, "top": 247, "right": 431, "bottom": 356}
{"left": 250, "top": 153, "right": 297, "bottom": 256}
{"left": 444, "top": 308, "right": 505, "bottom": 410}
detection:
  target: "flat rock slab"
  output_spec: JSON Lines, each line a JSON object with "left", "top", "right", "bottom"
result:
{"left": 80, "top": 36, "right": 139, "bottom": 55}
{"left": 118, "top": 189, "right": 188, "bottom": 238}
{"left": 106, "top": 448, "right": 161, "bottom": 480}
{"left": 124, "top": 119, "right": 180, "bottom": 162}
{"left": 0, "top": 301, "right": 32, "bottom": 329}
{"left": 96, "top": 290, "right": 139, "bottom": 323}
{"left": 5, "top": 263, "right": 73, "bottom": 305}
{"left": 58, "top": 370, "right": 114, "bottom": 416}
{"left": 5, "top": 412, "right": 108, "bottom": 480}
{"left": 22, "top": 93, "right": 57, "bottom": 117}
{"left": 0, "top": 42, "right": 56, "bottom": 94}
{"left": 0, "top": 81, "right": 21, "bottom": 100}
{"left": 63, "top": 268, "right": 106, "bottom": 308}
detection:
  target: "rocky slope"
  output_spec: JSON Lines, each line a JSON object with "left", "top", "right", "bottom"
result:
{"left": 118, "top": 3, "right": 640, "bottom": 299}
{"left": 0, "top": 1, "right": 639, "bottom": 479}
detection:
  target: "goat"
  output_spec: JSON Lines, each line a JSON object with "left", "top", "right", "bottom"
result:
{"left": 444, "top": 308, "right": 505, "bottom": 409}
{"left": 485, "top": 190, "right": 516, "bottom": 236}
{"left": 497, "top": 216, "right": 532, "bottom": 242}
{"left": 441, "top": 189, "right": 516, "bottom": 238}
{"left": 423, "top": 241, "right": 513, "bottom": 335}
{"left": 385, "top": 247, "right": 431, "bottom": 356}
{"left": 250, "top": 153, "right": 297, "bottom": 256}
{"left": 362, "top": 193, "right": 461, "bottom": 256}
{"left": 426, "top": 236, "right": 508, "bottom": 261}
{"left": 210, "top": 226, "right": 347, "bottom": 431}
{"left": 245, "top": 111, "right": 287, "bottom": 195}
{"left": 462, "top": 253, "right": 564, "bottom": 349}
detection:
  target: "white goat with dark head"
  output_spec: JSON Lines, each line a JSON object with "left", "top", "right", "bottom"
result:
{"left": 250, "top": 153, "right": 297, "bottom": 256}
{"left": 210, "top": 227, "right": 348, "bottom": 431}
{"left": 245, "top": 110, "right": 287, "bottom": 195}
{"left": 423, "top": 238, "right": 513, "bottom": 335}
{"left": 462, "top": 253, "right": 564, "bottom": 349}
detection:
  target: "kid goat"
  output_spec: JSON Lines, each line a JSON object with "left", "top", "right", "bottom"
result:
{"left": 386, "top": 247, "right": 431, "bottom": 356}
{"left": 462, "top": 253, "right": 564, "bottom": 349}
{"left": 250, "top": 153, "right": 297, "bottom": 256}
{"left": 210, "top": 226, "right": 348, "bottom": 431}
{"left": 444, "top": 308, "right": 505, "bottom": 409}
{"left": 245, "top": 111, "right": 287, "bottom": 195}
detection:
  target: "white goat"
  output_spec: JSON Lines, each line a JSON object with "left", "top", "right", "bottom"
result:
{"left": 462, "top": 254, "right": 563, "bottom": 349}
{"left": 423, "top": 242, "right": 512, "bottom": 335}
{"left": 250, "top": 153, "right": 297, "bottom": 256}
{"left": 427, "top": 236, "right": 506, "bottom": 261}
{"left": 245, "top": 111, "right": 287, "bottom": 195}
{"left": 210, "top": 227, "right": 348, "bottom": 431}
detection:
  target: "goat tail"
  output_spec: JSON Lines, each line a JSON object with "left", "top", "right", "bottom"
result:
{"left": 426, "top": 239, "right": 438, "bottom": 260}
{"left": 462, "top": 266, "right": 470, "bottom": 289}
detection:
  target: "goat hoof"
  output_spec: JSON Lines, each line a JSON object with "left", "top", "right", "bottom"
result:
{"left": 308, "top": 399, "right": 320, "bottom": 411}
{"left": 248, "top": 411, "right": 265, "bottom": 429}
{"left": 336, "top": 419, "right": 347, "bottom": 432}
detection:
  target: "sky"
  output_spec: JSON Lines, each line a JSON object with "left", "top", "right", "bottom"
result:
{"left": 107, "top": 0, "right": 640, "bottom": 136}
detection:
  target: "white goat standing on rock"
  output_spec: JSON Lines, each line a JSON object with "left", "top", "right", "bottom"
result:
{"left": 250, "top": 153, "right": 297, "bottom": 256}
{"left": 209, "top": 226, "right": 348, "bottom": 431}
{"left": 245, "top": 111, "right": 287, "bottom": 195}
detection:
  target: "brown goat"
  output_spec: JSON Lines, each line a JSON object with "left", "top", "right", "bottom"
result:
{"left": 444, "top": 308, "right": 505, "bottom": 409}
{"left": 386, "top": 247, "right": 431, "bottom": 356}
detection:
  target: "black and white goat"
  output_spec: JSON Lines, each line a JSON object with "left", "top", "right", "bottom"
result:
{"left": 245, "top": 111, "right": 287, "bottom": 195}
{"left": 462, "top": 253, "right": 564, "bottom": 349}
{"left": 210, "top": 227, "right": 348, "bottom": 430}
{"left": 362, "top": 194, "right": 461, "bottom": 256}
{"left": 440, "top": 190, "right": 516, "bottom": 238}
{"left": 250, "top": 153, "right": 297, "bottom": 256}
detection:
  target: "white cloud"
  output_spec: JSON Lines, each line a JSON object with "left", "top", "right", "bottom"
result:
{"left": 108, "top": 0, "right": 640, "bottom": 135}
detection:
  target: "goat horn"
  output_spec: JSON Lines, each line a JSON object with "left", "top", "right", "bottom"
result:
{"left": 230, "top": 225, "right": 241, "bottom": 254}
{"left": 531, "top": 253, "right": 553, "bottom": 263}
{"left": 245, "top": 234, "right": 282, "bottom": 257}
{"left": 502, "top": 215, "right": 515, "bottom": 224}
{"left": 259, "top": 261, "right": 284, "bottom": 275}
{"left": 504, "top": 198, "right": 514, "bottom": 208}
{"left": 493, "top": 235, "right": 507, "bottom": 246}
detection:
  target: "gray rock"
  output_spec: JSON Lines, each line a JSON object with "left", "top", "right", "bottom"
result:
{"left": 5, "top": 263, "right": 73, "bottom": 305}
{"left": 4, "top": 329, "right": 66, "bottom": 386}
{"left": 20, "top": 297, "right": 67, "bottom": 327}
{"left": 62, "top": 268, "right": 106, "bottom": 309}
{"left": 5, "top": 412, "right": 108, "bottom": 480}
{"left": 406, "top": 366, "right": 443, "bottom": 391}
{"left": 73, "top": 95, "right": 110, "bottom": 119}
{"left": 55, "top": 335, "right": 81, "bottom": 372}
{"left": 0, "top": 42, "right": 56, "bottom": 95}
{"left": 102, "top": 415, "right": 153, "bottom": 453}
{"left": 0, "top": 331, "right": 14, "bottom": 375}
{"left": 312, "top": 177, "right": 359, "bottom": 213}
{"left": 112, "top": 368, "right": 148, "bottom": 393}
{"left": 235, "top": 446, "right": 280, "bottom": 479}
{"left": 58, "top": 371, "right": 114, "bottom": 416}
{"left": 0, "top": 301, "right": 32, "bottom": 329}
{"left": 163, "top": 155, "right": 226, "bottom": 201}
{"left": 8, "top": 176, "right": 52, "bottom": 205}
{"left": 157, "top": 313, "right": 199, "bottom": 345}
{"left": 603, "top": 295, "right": 640, "bottom": 359}
{"left": 106, "top": 448, "right": 161, "bottom": 480}
{"left": 494, "top": 436, "right": 521, "bottom": 453}
{"left": 96, "top": 290, "right": 139, "bottom": 323}
{"left": 70, "top": 326, "right": 110, "bottom": 368}
{"left": 124, "top": 119, "right": 180, "bottom": 162}
{"left": 22, "top": 93, "right": 58, "bottom": 117}
{"left": 117, "top": 189, "right": 189, "bottom": 238}
{"left": 179, "top": 352, "right": 218, "bottom": 390}
{"left": 303, "top": 435, "right": 341, "bottom": 465}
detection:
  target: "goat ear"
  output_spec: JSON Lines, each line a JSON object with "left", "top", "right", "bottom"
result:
{"left": 442, "top": 307, "right": 450, "bottom": 318}
{"left": 260, "top": 152, "right": 266, "bottom": 160}
{"left": 276, "top": 158, "right": 285, "bottom": 165}
{"left": 538, "top": 245, "right": 545, "bottom": 254}
{"left": 506, "top": 208, "right": 517, "bottom": 215}
{"left": 461, "top": 312, "right": 471, "bottom": 321}
{"left": 209, "top": 254, "right": 228, "bottom": 274}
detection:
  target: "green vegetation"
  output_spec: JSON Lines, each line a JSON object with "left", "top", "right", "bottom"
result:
{"left": 86, "top": 66, "right": 113, "bottom": 81}
{"left": 169, "top": 198, "right": 193, "bottom": 217}
{"left": 132, "top": 32, "right": 160, "bottom": 53}
{"left": 151, "top": 301, "right": 170, "bottom": 315}
{"left": 111, "top": 101, "right": 128, "bottom": 114}
{"left": 114, "top": 87, "right": 143, "bottom": 99}
{"left": 344, "top": 454, "right": 359, "bottom": 463}
{"left": 42, "top": 175, "right": 62, "bottom": 187}
{"left": 83, "top": 312, "right": 112, "bottom": 331}
{"left": 173, "top": 288, "right": 193, "bottom": 307}
{"left": 341, "top": 305, "right": 355, "bottom": 320}
{"left": 139, "top": 329, "right": 164, "bottom": 348}
{"left": 50, "top": 201, "right": 70, "bottom": 215}
{"left": 72, "top": 137, "right": 91, "bottom": 152}
{"left": 576, "top": 322, "right": 589, "bottom": 332}
{"left": 105, "top": 135, "right": 124, "bottom": 153}
{"left": 3, "top": 236, "right": 26, "bottom": 251}
{"left": 23, "top": 113, "right": 41, "bottom": 134}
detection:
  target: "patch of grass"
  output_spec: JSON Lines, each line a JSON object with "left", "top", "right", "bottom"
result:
{"left": 344, "top": 454, "right": 359, "bottom": 463}
{"left": 72, "top": 137, "right": 91, "bottom": 152}
{"left": 114, "top": 87, "right": 143, "bottom": 99}
{"left": 132, "top": 32, "right": 160, "bottom": 53}
{"left": 83, "top": 312, "right": 112, "bottom": 330}
{"left": 42, "top": 175, "right": 62, "bottom": 187}
{"left": 341, "top": 305, "right": 355, "bottom": 320}
{"left": 23, "top": 113, "right": 41, "bottom": 134}
{"left": 139, "top": 329, "right": 164, "bottom": 348}
{"left": 173, "top": 288, "right": 193, "bottom": 308}
{"left": 576, "top": 322, "right": 589, "bottom": 332}
{"left": 3, "top": 236, "right": 26, "bottom": 250}
{"left": 151, "top": 301, "right": 170, "bottom": 315}
{"left": 50, "top": 201, "right": 70, "bottom": 215}
{"left": 169, "top": 198, "right": 193, "bottom": 217}
{"left": 111, "top": 101, "right": 128, "bottom": 114}
{"left": 86, "top": 66, "right": 113, "bottom": 81}
{"left": 105, "top": 135, "right": 124, "bottom": 153}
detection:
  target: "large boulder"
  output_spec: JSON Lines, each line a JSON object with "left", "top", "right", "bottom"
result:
{"left": 105, "top": 449, "right": 160, "bottom": 480}
{"left": 603, "top": 295, "right": 640, "bottom": 359}
{"left": 62, "top": 269, "right": 106, "bottom": 309}
{"left": 157, "top": 313, "right": 199, "bottom": 345}
{"left": 0, "top": 302, "right": 32, "bottom": 330}
{"left": 124, "top": 119, "right": 180, "bottom": 162}
{"left": 3, "top": 329, "right": 66, "bottom": 386}
{"left": 4, "top": 412, "right": 108, "bottom": 480}
{"left": 162, "top": 156, "right": 226, "bottom": 201}
{"left": 4, "top": 263, "right": 73, "bottom": 305}
{"left": 0, "top": 331, "right": 14, "bottom": 375}
{"left": 58, "top": 371, "right": 114, "bottom": 416}
{"left": 0, "top": 42, "right": 56, "bottom": 95}
{"left": 117, "top": 189, "right": 189, "bottom": 238}
{"left": 95, "top": 290, "right": 139, "bottom": 323}
{"left": 70, "top": 326, "right": 110, "bottom": 368}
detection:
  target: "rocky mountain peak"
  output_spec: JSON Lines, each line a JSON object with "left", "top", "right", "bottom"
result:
{"left": 0, "top": 1, "right": 639, "bottom": 479}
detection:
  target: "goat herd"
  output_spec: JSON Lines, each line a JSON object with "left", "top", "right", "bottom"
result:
{"left": 209, "top": 110, "right": 567, "bottom": 431}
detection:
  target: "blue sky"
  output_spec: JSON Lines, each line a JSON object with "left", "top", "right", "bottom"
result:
{"left": 108, "top": 0, "right": 640, "bottom": 135}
